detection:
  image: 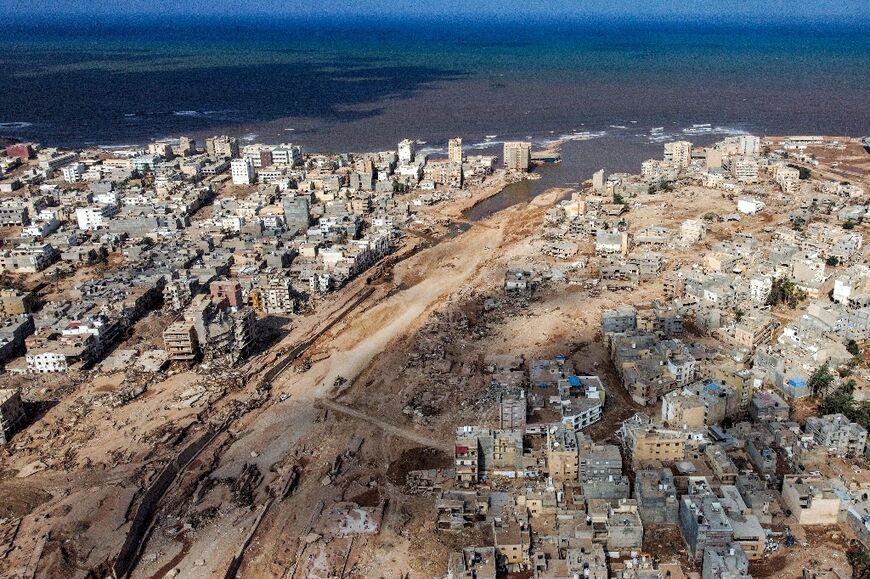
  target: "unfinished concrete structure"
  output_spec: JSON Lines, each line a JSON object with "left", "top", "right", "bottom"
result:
{"left": 0, "top": 388, "right": 26, "bottom": 444}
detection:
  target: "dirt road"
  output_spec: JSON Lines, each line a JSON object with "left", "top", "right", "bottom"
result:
{"left": 319, "top": 399, "right": 452, "bottom": 453}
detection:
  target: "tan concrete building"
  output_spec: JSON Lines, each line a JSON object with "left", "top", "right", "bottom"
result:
{"left": 781, "top": 474, "right": 841, "bottom": 525}
{"left": 504, "top": 142, "right": 531, "bottom": 172}
{"left": 734, "top": 314, "right": 776, "bottom": 350}
{"left": 662, "top": 389, "right": 706, "bottom": 428}
{"left": 163, "top": 321, "right": 198, "bottom": 361}
{"left": 448, "top": 137, "right": 463, "bottom": 164}
{"left": 664, "top": 140, "right": 693, "bottom": 168}
{"left": 547, "top": 427, "right": 579, "bottom": 482}
{"left": 0, "top": 288, "right": 36, "bottom": 316}
{"left": 626, "top": 427, "right": 688, "bottom": 464}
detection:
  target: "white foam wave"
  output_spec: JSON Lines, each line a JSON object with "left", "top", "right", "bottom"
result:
{"left": 0, "top": 121, "right": 33, "bottom": 130}
{"left": 646, "top": 124, "right": 749, "bottom": 143}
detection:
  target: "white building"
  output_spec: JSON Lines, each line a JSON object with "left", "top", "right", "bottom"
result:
{"left": 75, "top": 205, "right": 117, "bottom": 230}
{"left": 738, "top": 135, "right": 761, "bottom": 157}
{"left": 26, "top": 351, "right": 69, "bottom": 373}
{"left": 737, "top": 197, "right": 765, "bottom": 215}
{"left": 750, "top": 275, "right": 773, "bottom": 304}
{"left": 231, "top": 157, "right": 255, "bottom": 185}
{"left": 61, "top": 162, "right": 86, "bottom": 183}
{"left": 398, "top": 139, "right": 416, "bottom": 165}
{"left": 728, "top": 156, "right": 759, "bottom": 183}
{"left": 681, "top": 219, "right": 706, "bottom": 244}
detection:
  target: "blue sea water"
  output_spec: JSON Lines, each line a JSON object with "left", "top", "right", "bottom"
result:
{"left": 1, "top": 16, "right": 868, "bottom": 159}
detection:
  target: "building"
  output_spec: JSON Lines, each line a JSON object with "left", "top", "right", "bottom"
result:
{"left": 61, "top": 162, "right": 86, "bottom": 183}
{"left": 547, "top": 427, "right": 579, "bottom": 481}
{"left": 781, "top": 474, "right": 840, "bottom": 525}
{"left": 0, "top": 388, "right": 26, "bottom": 444}
{"left": 0, "top": 205, "right": 29, "bottom": 226}
{"left": 805, "top": 413, "right": 867, "bottom": 457}
{"left": 455, "top": 426, "right": 481, "bottom": 487}
{"left": 398, "top": 139, "right": 416, "bottom": 165}
{"left": 283, "top": 195, "right": 311, "bottom": 235}
{"left": 504, "top": 142, "right": 531, "bottom": 172}
{"left": 231, "top": 157, "right": 255, "bottom": 185}
{"left": 681, "top": 219, "right": 706, "bottom": 244}
{"left": 206, "top": 135, "right": 239, "bottom": 159}
{"left": 625, "top": 427, "right": 688, "bottom": 464}
{"left": 448, "top": 137, "right": 463, "bottom": 163}
{"left": 635, "top": 469, "right": 679, "bottom": 524}
{"left": 738, "top": 135, "right": 760, "bottom": 157}
{"left": 679, "top": 496, "right": 733, "bottom": 561}
{"left": 499, "top": 391, "right": 527, "bottom": 431}
{"left": 75, "top": 205, "right": 117, "bottom": 230}
{"left": 733, "top": 314, "right": 776, "bottom": 350}
{"left": 729, "top": 157, "right": 759, "bottom": 183}
{"left": 664, "top": 141, "right": 693, "bottom": 168}
{"left": 602, "top": 305, "right": 637, "bottom": 334}
{"left": 494, "top": 520, "right": 531, "bottom": 571}
{"left": 702, "top": 544, "right": 751, "bottom": 579}
{"left": 163, "top": 321, "right": 199, "bottom": 361}
{"left": 260, "top": 277, "right": 295, "bottom": 314}
{"left": 446, "top": 547, "right": 497, "bottom": 579}
{"left": 209, "top": 280, "right": 244, "bottom": 309}
{"left": 736, "top": 197, "right": 764, "bottom": 215}
{"left": 0, "top": 289, "right": 37, "bottom": 317}
{"left": 606, "top": 500, "right": 644, "bottom": 551}
{"left": 776, "top": 165, "right": 802, "bottom": 194}
{"left": 5, "top": 143, "right": 35, "bottom": 160}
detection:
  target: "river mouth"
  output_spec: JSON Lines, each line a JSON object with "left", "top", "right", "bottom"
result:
{"left": 463, "top": 174, "right": 549, "bottom": 221}
{"left": 461, "top": 132, "right": 726, "bottom": 221}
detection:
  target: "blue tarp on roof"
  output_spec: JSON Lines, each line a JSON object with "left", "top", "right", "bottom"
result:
{"left": 567, "top": 376, "right": 581, "bottom": 387}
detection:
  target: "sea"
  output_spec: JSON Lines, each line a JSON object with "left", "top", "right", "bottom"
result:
{"left": 2, "top": 16, "right": 868, "bottom": 192}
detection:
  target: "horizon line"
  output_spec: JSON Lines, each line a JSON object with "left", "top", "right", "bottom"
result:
{"left": 6, "top": 12, "right": 870, "bottom": 28}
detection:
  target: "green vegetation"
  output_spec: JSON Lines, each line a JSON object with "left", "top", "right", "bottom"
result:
{"left": 847, "top": 340, "right": 862, "bottom": 357}
{"left": 658, "top": 180, "right": 675, "bottom": 192}
{"left": 787, "top": 163, "right": 811, "bottom": 179}
{"left": 816, "top": 377, "right": 870, "bottom": 431}
{"left": 735, "top": 308, "right": 745, "bottom": 322}
{"left": 703, "top": 212, "right": 717, "bottom": 221}
{"left": 613, "top": 193, "right": 625, "bottom": 205}
{"left": 850, "top": 546, "right": 870, "bottom": 579}
{"left": 844, "top": 220, "right": 857, "bottom": 230}
{"left": 791, "top": 216, "right": 805, "bottom": 231}
{"left": 808, "top": 363, "right": 835, "bottom": 398}
{"left": 765, "top": 276, "right": 807, "bottom": 308}
{"left": 826, "top": 256, "right": 839, "bottom": 267}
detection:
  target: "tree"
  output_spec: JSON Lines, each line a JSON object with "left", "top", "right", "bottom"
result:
{"left": 849, "top": 546, "right": 870, "bottom": 579}
{"left": 819, "top": 385, "right": 854, "bottom": 416}
{"left": 613, "top": 193, "right": 625, "bottom": 205}
{"left": 844, "top": 220, "right": 857, "bottom": 230}
{"left": 826, "top": 256, "right": 839, "bottom": 267}
{"left": 808, "top": 363, "right": 834, "bottom": 398}
{"left": 735, "top": 308, "right": 745, "bottom": 322}
{"left": 766, "top": 276, "right": 807, "bottom": 309}
{"left": 787, "top": 163, "right": 811, "bottom": 180}
{"left": 847, "top": 340, "right": 861, "bottom": 357}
